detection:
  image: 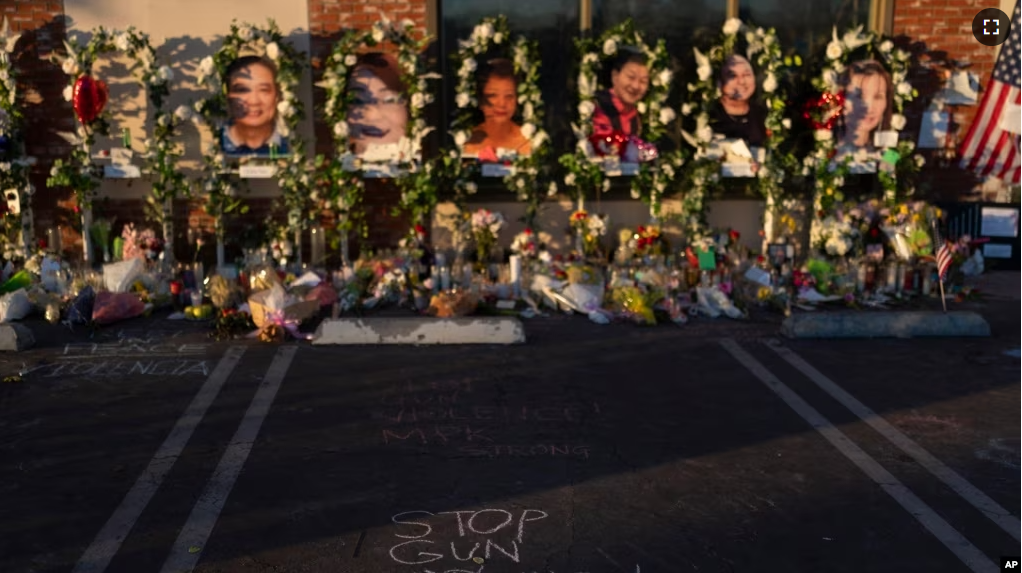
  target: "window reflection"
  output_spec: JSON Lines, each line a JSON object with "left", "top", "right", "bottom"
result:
{"left": 739, "top": 0, "right": 872, "bottom": 55}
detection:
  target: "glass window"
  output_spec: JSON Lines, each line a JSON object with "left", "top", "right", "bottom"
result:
{"left": 440, "top": 0, "right": 581, "bottom": 154}
{"left": 592, "top": 0, "right": 728, "bottom": 72}
{"left": 738, "top": 0, "right": 872, "bottom": 56}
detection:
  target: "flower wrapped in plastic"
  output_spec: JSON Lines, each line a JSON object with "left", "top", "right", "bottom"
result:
{"left": 609, "top": 285, "right": 659, "bottom": 325}
{"left": 247, "top": 283, "right": 318, "bottom": 342}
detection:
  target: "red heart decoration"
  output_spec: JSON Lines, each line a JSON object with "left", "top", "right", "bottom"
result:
{"left": 73, "top": 75, "right": 108, "bottom": 125}
{"left": 801, "top": 90, "right": 846, "bottom": 131}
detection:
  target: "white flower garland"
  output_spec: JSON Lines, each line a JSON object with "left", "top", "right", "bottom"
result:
{"left": 318, "top": 16, "right": 438, "bottom": 239}
{"left": 561, "top": 19, "right": 681, "bottom": 219}
{"left": 805, "top": 25, "right": 921, "bottom": 217}
{"left": 448, "top": 15, "right": 551, "bottom": 225}
{"left": 681, "top": 18, "right": 793, "bottom": 244}
{"left": 192, "top": 19, "right": 307, "bottom": 246}
{"left": 0, "top": 17, "right": 32, "bottom": 260}
{"left": 50, "top": 27, "right": 178, "bottom": 210}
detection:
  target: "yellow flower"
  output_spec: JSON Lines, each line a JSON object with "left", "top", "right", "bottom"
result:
{"left": 911, "top": 213, "right": 922, "bottom": 224}
{"left": 757, "top": 287, "right": 773, "bottom": 301}
{"left": 825, "top": 188, "right": 834, "bottom": 196}
{"left": 899, "top": 204, "right": 909, "bottom": 215}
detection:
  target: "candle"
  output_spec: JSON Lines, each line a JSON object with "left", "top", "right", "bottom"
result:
{"left": 509, "top": 255, "right": 522, "bottom": 298}
{"left": 856, "top": 263, "right": 867, "bottom": 292}
{"left": 921, "top": 266, "right": 934, "bottom": 296}
{"left": 885, "top": 263, "right": 898, "bottom": 292}
{"left": 440, "top": 266, "right": 451, "bottom": 291}
{"left": 895, "top": 263, "right": 906, "bottom": 294}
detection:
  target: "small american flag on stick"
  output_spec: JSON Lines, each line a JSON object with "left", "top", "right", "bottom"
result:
{"left": 932, "top": 223, "right": 952, "bottom": 311}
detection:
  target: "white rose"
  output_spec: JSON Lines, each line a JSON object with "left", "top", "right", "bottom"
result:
{"left": 114, "top": 33, "right": 130, "bottom": 52}
{"left": 578, "top": 100, "right": 595, "bottom": 118}
{"left": 173, "top": 105, "right": 192, "bottom": 122}
{"left": 630, "top": 187, "right": 640, "bottom": 199}
{"left": 238, "top": 26, "right": 253, "bottom": 41}
{"left": 764, "top": 34, "right": 775, "bottom": 47}
{"left": 195, "top": 57, "right": 213, "bottom": 80}
{"left": 479, "top": 22, "right": 495, "bottom": 39}
{"left": 914, "top": 155, "right": 926, "bottom": 168}
{"left": 681, "top": 103, "right": 692, "bottom": 116}
{"left": 637, "top": 101, "right": 647, "bottom": 115}
{"left": 456, "top": 92, "right": 470, "bottom": 108}
{"left": 657, "top": 69, "right": 672, "bottom": 88}
{"left": 697, "top": 64, "right": 712, "bottom": 82}
{"left": 61, "top": 58, "right": 78, "bottom": 76}
{"left": 531, "top": 130, "right": 548, "bottom": 149}
{"left": 890, "top": 113, "right": 906, "bottom": 130}
{"left": 411, "top": 93, "right": 425, "bottom": 109}
{"left": 762, "top": 72, "right": 777, "bottom": 93}
{"left": 158, "top": 65, "right": 174, "bottom": 82}
{"left": 896, "top": 82, "right": 912, "bottom": 96}
{"left": 696, "top": 125, "right": 713, "bottom": 143}
{"left": 814, "top": 129, "right": 833, "bottom": 142}
{"left": 782, "top": 118, "right": 791, "bottom": 129}
{"left": 547, "top": 182, "right": 558, "bottom": 197}
{"left": 602, "top": 179, "right": 611, "bottom": 192}
{"left": 277, "top": 100, "right": 293, "bottom": 117}
{"left": 454, "top": 130, "right": 468, "bottom": 147}
{"left": 266, "top": 42, "right": 280, "bottom": 61}
{"left": 465, "top": 181, "right": 478, "bottom": 194}
{"left": 880, "top": 40, "right": 893, "bottom": 53}
{"left": 522, "top": 102, "right": 534, "bottom": 120}
{"left": 722, "top": 18, "right": 742, "bottom": 35}
{"left": 372, "top": 27, "right": 385, "bottom": 43}
{"left": 602, "top": 38, "right": 617, "bottom": 56}
{"left": 493, "top": 32, "right": 504, "bottom": 44}
{"left": 659, "top": 107, "right": 676, "bottom": 125}
{"left": 564, "top": 173, "right": 576, "bottom": 186}
{"left": 822, "top": 69, "right": 838, "bottom": 88}
{"left": 333, "top": 122, "right": 348, "bottom": 138}
{"left": 826, "top": 41, "right": 843, "bottom": 60}
{"left": 62, "top": 85, "right": 73, "bottom": 102}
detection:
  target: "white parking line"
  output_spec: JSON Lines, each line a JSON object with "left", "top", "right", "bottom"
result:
{"left": 720, "top": 339, "right": 999, "bottom": 573}
{"left": 72, "top": 346, "right": 247, "bottom": 573}
{"left": 764, "top": 338, "right": 1021, "bottom": 541}
{"left": 159, "top": 345, "right": 297, "bottom": 573}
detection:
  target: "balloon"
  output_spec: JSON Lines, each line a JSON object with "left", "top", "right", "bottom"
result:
{"left": 72, "top": 75, "right": 108, "bottom": 124}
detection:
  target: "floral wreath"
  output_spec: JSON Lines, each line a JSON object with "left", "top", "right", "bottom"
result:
{"left": 318, "top": 16, "right": 437, "bottom": 241}
{"left": 49, "top": 26, "right": 181, "bottom": 224}
{"left": 0, "top": 17, "right": 32, "bottom": 260}
{"left": 805, "top": 25, "right": 922, "bottom": 219}
{"left": 560, "top": 19, "right": 680, "bottom": 219}
{"left": 192, "top": 19, "right": 307, "bottom": 244}
{"left": 681, "top": 18, "right": 793, "bottom": 244}
{"left": 448, "top": 16, "right": 552, "bottom": 228}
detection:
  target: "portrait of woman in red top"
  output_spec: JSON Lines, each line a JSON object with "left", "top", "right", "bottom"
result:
{"left": 592, "top": 48, "right": 650, "bottom": 139}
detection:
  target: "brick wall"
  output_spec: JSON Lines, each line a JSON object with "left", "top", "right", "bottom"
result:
{"left": 5, "top": 0, "right": 76, "bottom": 251}
{"left": 893, "top": 0, "right": 1006, "bottom": 201}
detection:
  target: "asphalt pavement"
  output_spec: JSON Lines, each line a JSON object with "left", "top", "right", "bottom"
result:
{"left": 0, "top": 273, "right": 1018, "bottom": 573}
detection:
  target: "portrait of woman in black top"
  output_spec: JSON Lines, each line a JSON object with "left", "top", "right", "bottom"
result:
{"left": 709, "top": 54, "right": 767, "bottom": 148}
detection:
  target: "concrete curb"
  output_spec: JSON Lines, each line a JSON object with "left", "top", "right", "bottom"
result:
{"left": 781, "top": 311, "right": 991, "bottom": 339}
{"left": 0, "top": 323, "right": 36, "bottom": 351}
{"left": 313, "top": 317, "right": 526, "bottom": 345}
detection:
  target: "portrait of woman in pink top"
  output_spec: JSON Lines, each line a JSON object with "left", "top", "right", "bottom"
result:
{"left": 591, "top": 48, "right": 650, "bottom": 139}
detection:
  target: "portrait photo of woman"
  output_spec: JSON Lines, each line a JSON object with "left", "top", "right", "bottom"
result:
{"left": 836, "top": 59, "right": 893, "bottom": 153}
{"left": 347, "top": 52, "right": 410, "bottom": 157}
{"left": 709, "top": 54, "right": 767, "bottom": 148}
{"left": 462, "top": 58, "right": 531, "bottom": 158}
{"left": 592, "top": 47, "right": 650, "bottom": 139}
{"left": 221, "top": 55, "right": 289, "bottom": 157}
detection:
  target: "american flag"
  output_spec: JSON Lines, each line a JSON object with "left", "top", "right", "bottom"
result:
{"left": 935, "top": 234, "right": 953, "bottom": 281}
{"left": 958, "top": 0, "right": 1022, "bottom": 184}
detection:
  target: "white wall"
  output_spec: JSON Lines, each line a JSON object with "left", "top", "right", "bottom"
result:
{"left": 64, "top": 0, "right": 313, "bottom": 200}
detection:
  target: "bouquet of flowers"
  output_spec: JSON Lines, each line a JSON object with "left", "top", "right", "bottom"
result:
{"left": 510, "top": 228, "right": 540, "bottom": 259}
{"left": 569, "top": 210, "right": 608, "bottom": 258}
{"left": 469, "top": 209, "right": 505, "bottom": 268}
{"left": 89, "top": 219, "right": 113, "bottom": 261}
{"left": 810, "top": 215, "right": 857, "bottom": 258}
{"left": 880, "top": 201, "right": 941, "bottom": 260}
{"left": 121, "top": 224, "right": 163, "bottom": 262}
{"left": 632, "top": 224, "right": 667, "bottom": 258}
